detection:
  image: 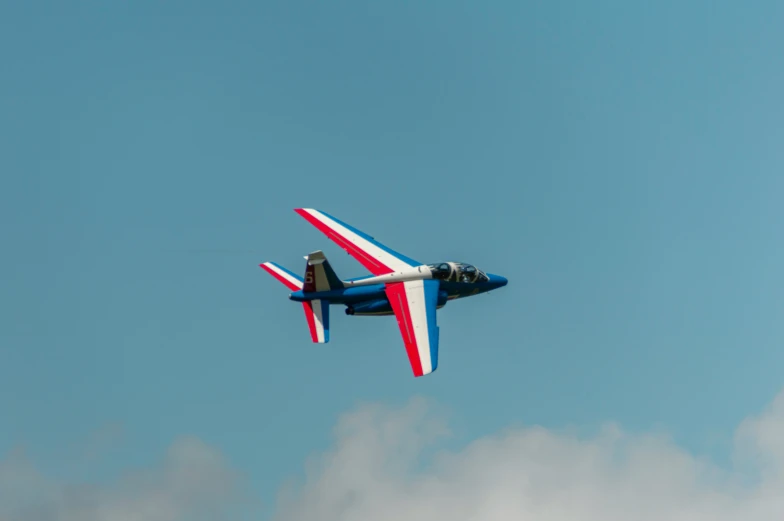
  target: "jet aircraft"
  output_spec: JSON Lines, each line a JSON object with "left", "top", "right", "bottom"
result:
{"left": 260, "top": 209, "right": 508, "bottom": 377}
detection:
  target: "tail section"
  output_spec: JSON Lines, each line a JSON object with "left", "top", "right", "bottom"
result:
{"left": 260, "top": 255, "right": 336, "bottom": 344}
{"left": 260, "top": 262, "right": 303, "bottom": 290}
{"left": 303, "top": 299, "right": 329, "bottom": 343}
{"left": 303, "top": 250, "right": 344, "bottom": 292}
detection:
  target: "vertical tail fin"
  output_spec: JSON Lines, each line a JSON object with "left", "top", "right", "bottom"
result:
{"left": 303, "top": 251, "right": 344, "bottom": 293}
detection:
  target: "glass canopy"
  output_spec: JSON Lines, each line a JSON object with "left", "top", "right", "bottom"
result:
{"left": 427, "top": 262, "right": 490, "bottom": 283}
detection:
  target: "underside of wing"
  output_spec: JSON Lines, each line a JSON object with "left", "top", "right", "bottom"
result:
{"left": 385, "top": 279, "right": 440, "bottom": 377}
{"left": 295, "top": 208, "right": 420, "bottom": 276}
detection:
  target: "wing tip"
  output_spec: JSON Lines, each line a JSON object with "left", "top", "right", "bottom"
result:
{"left": 260, "top": 262, "right": 303, "bottom": 290}
{"left": 260, "top": 261, "right": 283, "bottom": 272}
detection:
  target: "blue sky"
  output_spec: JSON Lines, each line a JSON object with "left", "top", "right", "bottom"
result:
{"left": 2, "top": 1, "right": 784, "bottom": 519}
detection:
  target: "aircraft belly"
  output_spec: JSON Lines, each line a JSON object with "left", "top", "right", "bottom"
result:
{"left": 346, "top": 297, "right": 394, "bottom": 316}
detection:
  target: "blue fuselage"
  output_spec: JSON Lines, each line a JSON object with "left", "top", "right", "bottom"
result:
{"left": 288, "top": 273, "right": 508, "bottom": 316}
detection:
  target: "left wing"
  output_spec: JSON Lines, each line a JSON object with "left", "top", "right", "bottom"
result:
{"left": 295, "top": 208, "right": 420, "bottom": 276}
{"left": 385, "top": 279, "right": 440, "bottom": 377}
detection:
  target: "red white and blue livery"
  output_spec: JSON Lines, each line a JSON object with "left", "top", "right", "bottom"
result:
{"left": 260, "top": 209, "right": 508, "bottom": 377}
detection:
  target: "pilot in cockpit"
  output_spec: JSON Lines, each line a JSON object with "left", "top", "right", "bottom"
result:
{"left": 459, "top": 264, "right": 477, "bottom": 283}
{"left": 428, "top": 263, "right": 453, "bottom": 281}
{"left": 428, "top": 262, "right": 489, "bottom": 283}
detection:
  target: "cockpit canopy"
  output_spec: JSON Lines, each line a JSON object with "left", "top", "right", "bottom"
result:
{"left": 427, "top": 262, "right": 490, "bottom": 283}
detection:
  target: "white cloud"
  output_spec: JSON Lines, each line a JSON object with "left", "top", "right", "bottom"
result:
{"left": 272, "top": 393, "right": 784, "bottom": 521}
{"left": 0, "top": 437, "right": 248, "bottom": 521}
{"left": 3, "top": 393, "right": 784, "bottom": 521}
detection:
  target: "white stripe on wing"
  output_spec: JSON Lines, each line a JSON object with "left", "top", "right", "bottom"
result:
{"left": 304, "top": 209, "right": 414, "bottom": 273}
{"left": 403, "top": 280, "right": 433, "bottom": 374}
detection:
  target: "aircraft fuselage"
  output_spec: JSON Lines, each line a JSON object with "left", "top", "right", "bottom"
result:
{"left": 287, "top": 262, "right": 507, "bottom": 316}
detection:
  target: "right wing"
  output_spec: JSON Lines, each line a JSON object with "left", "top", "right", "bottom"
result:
{"left": 385, "top": 279, "right": 440, "bottom": 377}
{"left": 295, "top": 208, "right": 420, "bottom": 276}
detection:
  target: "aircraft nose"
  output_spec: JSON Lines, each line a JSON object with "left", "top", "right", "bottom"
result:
{"left": 489, "top": 274, "right": 508, "bottom": 287}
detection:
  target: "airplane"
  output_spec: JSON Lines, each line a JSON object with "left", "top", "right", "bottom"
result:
{"left": 260, "top": 208, "right": 508, "bottom": 377}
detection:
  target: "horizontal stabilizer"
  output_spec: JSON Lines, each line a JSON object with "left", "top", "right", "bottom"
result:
{"left": 260, "top": 262, "right": 303, "bottom": 290}
{"left": 260, "top": 258, "right": 334, "bottom": 344}
{"left": 303, "top": 299, "right": 329, "bottom": 343}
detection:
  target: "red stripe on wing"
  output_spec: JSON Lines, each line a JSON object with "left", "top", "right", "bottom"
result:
{"left": 385, "top": 282, "right": 424, "bottom": 377}
{"left": 302, "top": 301, "right": 319, "bottom": 342}
{"left": 294, "top": 209, "right": 392, "bottom": 276}
{"left": 260, "top": 264, "right": 301, "bottom": 291}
